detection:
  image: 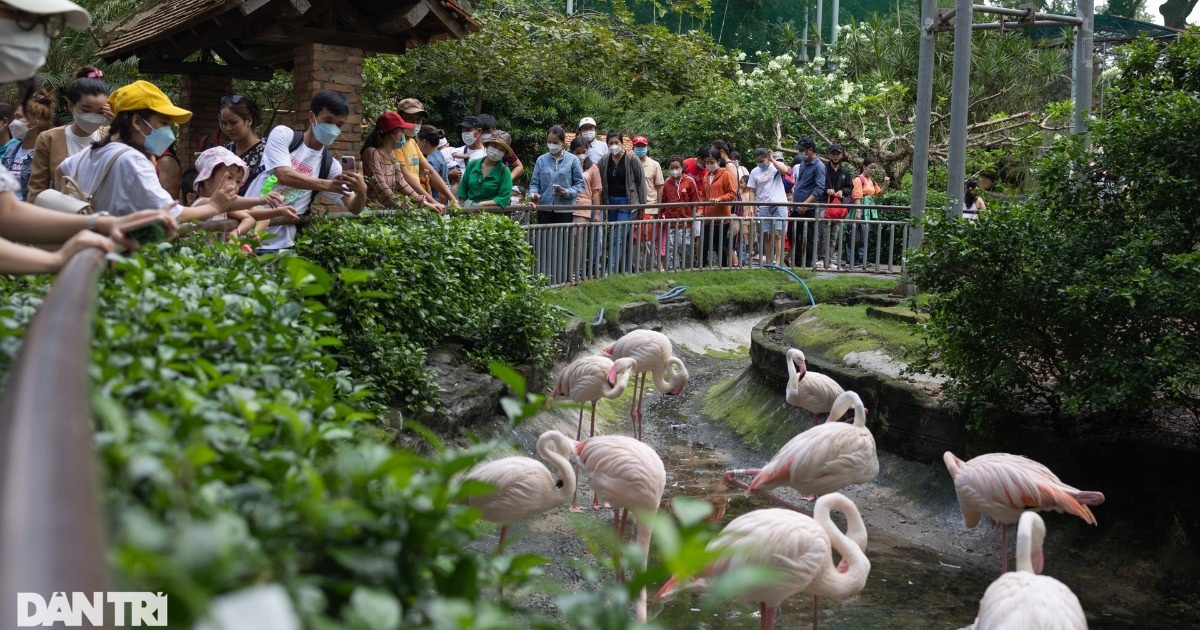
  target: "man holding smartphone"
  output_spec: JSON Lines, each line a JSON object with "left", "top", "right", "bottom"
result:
{"left": 242, "top": 90, "right": 367, "bottom": 253}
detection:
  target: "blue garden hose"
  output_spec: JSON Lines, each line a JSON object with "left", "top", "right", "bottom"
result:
{"left": 654, "top": 285, "right": 690, "bottom": 302}
{"left": 762, "top": 264, "right": 817, "bottom": 306}
{"left": 550, "top": 304, "right": 606, "bottom": 327}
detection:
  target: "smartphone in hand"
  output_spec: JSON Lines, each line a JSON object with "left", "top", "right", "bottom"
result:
{"left": 340, "top": 155, "right": 356, "bottom": 171}
{"left": 124, "top": 218, "right": 169, "bottom": 246}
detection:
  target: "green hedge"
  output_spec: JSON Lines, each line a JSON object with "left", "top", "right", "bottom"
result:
{"left": 298, "top": 211, "right": 558, "bottom": 414}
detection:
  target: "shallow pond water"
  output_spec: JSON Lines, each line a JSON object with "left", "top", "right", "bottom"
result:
{"left": 500, "top": 332, "right": 1198, "bottom": 629}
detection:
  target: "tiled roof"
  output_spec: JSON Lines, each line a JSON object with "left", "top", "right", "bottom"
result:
{"left": 95, "top": 0, "right": 238, "bottom": 59}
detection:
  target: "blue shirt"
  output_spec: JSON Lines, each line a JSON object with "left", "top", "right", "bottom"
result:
{"left": 426, "top": 149, "right": 451, "bottom": 201}
{"left": 792, "top": 155, "right": 826, "bottom": 203}
{"left": 528, "top": 151, "right": 584, "bottom": 210}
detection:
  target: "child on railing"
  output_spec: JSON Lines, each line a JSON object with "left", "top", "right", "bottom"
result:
{"left": 190, "top": 147, "right": 298, "bottom": 241}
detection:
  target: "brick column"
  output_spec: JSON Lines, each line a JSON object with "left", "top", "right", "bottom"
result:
{"left": 177, "top": 74, "right": 232, "bottom": 170}
{"left": 293, "top": 42, "right": 364, "bottom": 159}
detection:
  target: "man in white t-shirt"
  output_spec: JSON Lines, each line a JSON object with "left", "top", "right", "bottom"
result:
{"left": 747, "top": 148, "right": 790, "bottom": 265}
{"left": 578, "top": 117, "right": 608, "bottom": 167}
{"left": 244, "top": 90, "right": 367, "bottom": 252}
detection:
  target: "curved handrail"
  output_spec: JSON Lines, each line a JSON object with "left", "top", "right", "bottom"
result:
{"left": 0, "top": 248, "right": 110, "bottom": 625}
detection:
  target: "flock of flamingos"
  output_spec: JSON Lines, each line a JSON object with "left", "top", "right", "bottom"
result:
{"left": 464, "top": 328, "right": 1106, "bottom": 629}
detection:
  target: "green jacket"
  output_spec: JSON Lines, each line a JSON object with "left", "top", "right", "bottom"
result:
{"left": 457, "top": 158, "right": 512, "bottom": 208}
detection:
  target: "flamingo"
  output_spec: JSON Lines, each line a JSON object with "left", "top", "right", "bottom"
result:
{"left": 725, "top": 391, "right": 878, "bottom": 510}
{"left": 974, "top": 511, "right": 1087, "bottom": 629}
{"left": 786, "top": 349, "right": 846, "bottom": 424}
{"left": 658, "top": 494, "right": 871, "bottom": 630}
{"left": 463, "top": 430, "right": 576, "bottom": 554}
{"left": 943, "top": 451, "right": 1105, "bottom": 573}
{"left": 574, "top": 434, "right": 666, "bottom": 622}
{"left": 548, "top": 355, "right": 638, "bottom": 440}
{"left": 601, "top": 329, "right": 689, "bottom": 440}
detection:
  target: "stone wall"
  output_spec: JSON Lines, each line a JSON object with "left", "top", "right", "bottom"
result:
{"left": 177, "top": 74, "right": 232, "bottom": 170}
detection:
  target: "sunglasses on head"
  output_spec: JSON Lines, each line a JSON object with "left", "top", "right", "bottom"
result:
{"left": 219, "top": 94, "right": 245, "bottom": 106}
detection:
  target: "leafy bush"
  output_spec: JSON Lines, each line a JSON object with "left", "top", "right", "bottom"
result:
{"left": 908, "top": 32, "right": 1200, "bottom": 429}
{"left": 298, "top": 211, "right": 556, "bottom": 413}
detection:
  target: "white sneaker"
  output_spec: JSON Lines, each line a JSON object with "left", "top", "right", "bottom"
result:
{"left": 814, "top": 260, "right": 825, "bottom": 270}
{"left": 828, "top": 263, "right": 840, "bottom": 271}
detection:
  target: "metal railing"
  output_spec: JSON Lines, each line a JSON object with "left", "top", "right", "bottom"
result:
{"left": 0, "top": 248, "right": 111, "bottom": 627}
{"left": 517, "top": 200, "right": 912, "bottom": 286}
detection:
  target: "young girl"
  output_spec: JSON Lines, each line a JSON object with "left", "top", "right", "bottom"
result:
{"left": 191, "top": 147, "right": 297, "bottom": 239}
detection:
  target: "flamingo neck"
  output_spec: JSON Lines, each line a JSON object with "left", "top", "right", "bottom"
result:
{"left": 539, "top": 436, "right": 577, "bottom": 503}
{"left": 813, "top": 496, "right": 870, "bottom": 599}
{"left": 653, "top": 360, "right": 679, "bottom": 393}
{"left": 1014, "top": 516, "right": 1044, "bottom": 574}
{"left": 605, "top": 364, "right": 633, "bottom": 397}
{"left": 850, "top": 401, "right": 866, "bottom": 427}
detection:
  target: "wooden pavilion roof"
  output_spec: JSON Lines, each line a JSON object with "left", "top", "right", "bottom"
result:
{"left": 94, "top": 0, "right": 480, "bottom": 80}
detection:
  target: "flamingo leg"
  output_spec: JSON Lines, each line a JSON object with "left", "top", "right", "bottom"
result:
{"left": 629, "top": 373, "right": 641, "bottom": 439}
{"left": 497, "top": 525, "right": 508, "bottom": 555}
{"left": 812, "top": 595, "right": 820, "bottom": 630}
{"left": 575, "top": 408, "right": 584, "bottom": 441}
{"left": 589, "top": 401, "right": 597, "bottom": 438}
{"left": 1001, "top": 522, "right": 1009, "bottom": 573}
{"left": 613, "top": 508, "right": 625, "bottom": 584}
{"left": 636, "top": 372, "right": 648, "bottom": 440}
{"left": 760, "top": 602, "right": 776, "bottom": 630}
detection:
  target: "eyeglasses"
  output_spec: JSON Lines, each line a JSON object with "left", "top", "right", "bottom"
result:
{"left": 9, "top": 10, "right": 66, "bottom": 38}
{"left": 219, "top": 95, "right": 245, "bottom": 106}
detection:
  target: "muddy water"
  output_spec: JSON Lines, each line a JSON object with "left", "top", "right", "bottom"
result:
{"left": 497, "top": 321, "right": 1197, "bottom": 628}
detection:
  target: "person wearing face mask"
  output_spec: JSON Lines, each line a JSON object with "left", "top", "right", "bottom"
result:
{"left": 394, "top": 98, "right": 457, "bottom": 205}
{"left": 240, "top": 90, "right": 368, "bottom": 253}
{"left": 0, "top": 102, "right": 16, "bottom": 154}
{"left": 27, "top": 65, "right": 111, "bottom": 203}
{"left": 456, "top": 136, "right": 514, "bottom": 211}
{"left": 217, "top": 93, "right": 265, "bottom": 196}
{"left": 577, "top": 117, "right": 607, "bottom": 168}
{"left": 660, "top": 155, "right": 700, "bottom": 270}
{"left": 416, "top": 125, "right": 452, "bottom": 203}
{"left": 453, "top": 115, "right": 487, "bottom": 167}
{"left": 0, "top": 87, "right": 52, "bottom": 200}
{"left": 361, "top": 112, "right": 438, "bottom": 211}
{"left": 568, "top": 136, "right": 603, "bottom": 280}
{"left": 698, "top": 147, "right": 737, "bottom": 268}
{"left": 747, "top": 148, "right": 790, "bottom": 266}
{"left": 816, "top": 143, "right": 854, "bottom": 270}
{"left": 631, "top": 135, "right": 665, "bottom": 268}
{"left": 57, "top": 79, "right": 235, "bottom": 223}
{"left": 527, "top": 125, "right": 583, "bottom": 282}
{"left": 598, "top": 129, "right": 646, "bottom": 275}
{"left": 846, "top": 156, "right": 890, "bottom": 269}
{"left": 0, "top": 0, "right": 181, "bottom": 274}
{"left": 790, "top": 136, "right": 826, "bottom": 268}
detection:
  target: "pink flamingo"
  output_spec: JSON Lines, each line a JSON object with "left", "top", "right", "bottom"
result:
{"left": 601, "top": 329, "right": 689, "bottom": 440}
{"left": 463, "top": 430, "right": 576, "bottom": 554}
{"left": 548, "top": 355, "right": 638, "bottom": 440}
{"left": 725, "top": 391, "right": 878, "bottom": 509}
{"left": 786, "top": 349, "right": 845, "bottom": 424}
{"left": 974, "top": 511, "right": 1087, "bottom": 629}
{"left": 943, "top": 451, "right": 1105, "bottom": 573}
{"left": 659, "top": 494, "right": 871, "bottom": 630}
{"left": 574, "top": 434, "right": 666, "bottom": 622}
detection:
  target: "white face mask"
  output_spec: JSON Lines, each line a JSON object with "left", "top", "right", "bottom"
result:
{"left": 74, "top": 111, "right": 106, "bottom": 134}
{"left": 609, "top": 144, "right": 622, "bottom": 154}
{"left": 547, "top": 143, "right": 562, "bottom": 154}
{"left": 0, "top": 20, "right": 50, "bottom": 83}
{"left": 462, "top": 131, "right": 477, "bottom": 146}
{"left": 706, "top": 162, "right": 719, "bottom": 172}
{"left": 404, "top": 127, "right": 418, "bottom": 138}
{"left": 581, "top": 130, "right": 596, "bottom": 142}
{"left": 8, "top": 119, "right": 29, "bottom": 141}
{"left": 486, "top": 146, "right": 506, "bottom": 162}
{"left": 669, "top": 168, "right": 682, "bottom": 178}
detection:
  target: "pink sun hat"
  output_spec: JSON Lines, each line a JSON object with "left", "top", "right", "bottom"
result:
{"left": 194, "top": 146, "right": 249, "bottom": 188}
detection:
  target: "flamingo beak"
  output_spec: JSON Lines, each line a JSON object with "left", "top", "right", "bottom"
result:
{"left": 606, "top": 365, "right": 619, "bottom": 387}
{"left": 656, "top": 576, "right": 680, "bottom": 601}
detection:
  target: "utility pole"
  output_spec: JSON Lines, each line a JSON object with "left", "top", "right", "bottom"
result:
{"left": 801, "top": 0, "right": 810, "bottom": 61}
{"left": 1073, "top": 0, "right": 1094, "bottom": 141}
{"left": 567, "top": 0, "right": 573, "bottom": 14}
{"left": 945, "top": 0, "right": 973, "bottom": 217}
{"left": 831, "top": 0, "right": 840, "bottom": 49}
{"left": 815, "top": 0, "right": 824, "bottom": 59}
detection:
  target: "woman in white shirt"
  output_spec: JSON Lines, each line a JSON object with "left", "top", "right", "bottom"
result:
{"left": 57, "top": 80, "right": 232, "bottom": 221}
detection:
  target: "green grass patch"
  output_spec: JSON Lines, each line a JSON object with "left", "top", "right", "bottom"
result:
{"left": 703, "top": 370, "right": 810, "bottom": 452}
{"left": 787, "top": 304, "right": 921, "bottom": 361}
{"left": 547, "top": 270, "right": 897, "bottom": 325}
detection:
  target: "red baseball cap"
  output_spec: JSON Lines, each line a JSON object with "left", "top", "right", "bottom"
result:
{"left": 632, "top": 136, "right": 649, "bottom": 146}
{"left": 376, "top": 112, "right": 416, "bottom": 134}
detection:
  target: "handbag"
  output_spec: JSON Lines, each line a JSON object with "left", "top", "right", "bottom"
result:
{"left": 33, "top": 146, "right": 131, "bottom": 215}
{"left": 824, "top": 195, "right": 848, "bottom": 221}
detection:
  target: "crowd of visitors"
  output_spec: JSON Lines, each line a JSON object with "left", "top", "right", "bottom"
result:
{"left": 0, "top": 0, "right": 929, "bottom": 279}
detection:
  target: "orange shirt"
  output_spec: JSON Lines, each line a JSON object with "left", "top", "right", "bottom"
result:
{"left": 701, "top": 167, "right": 737, "bottom": 217}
